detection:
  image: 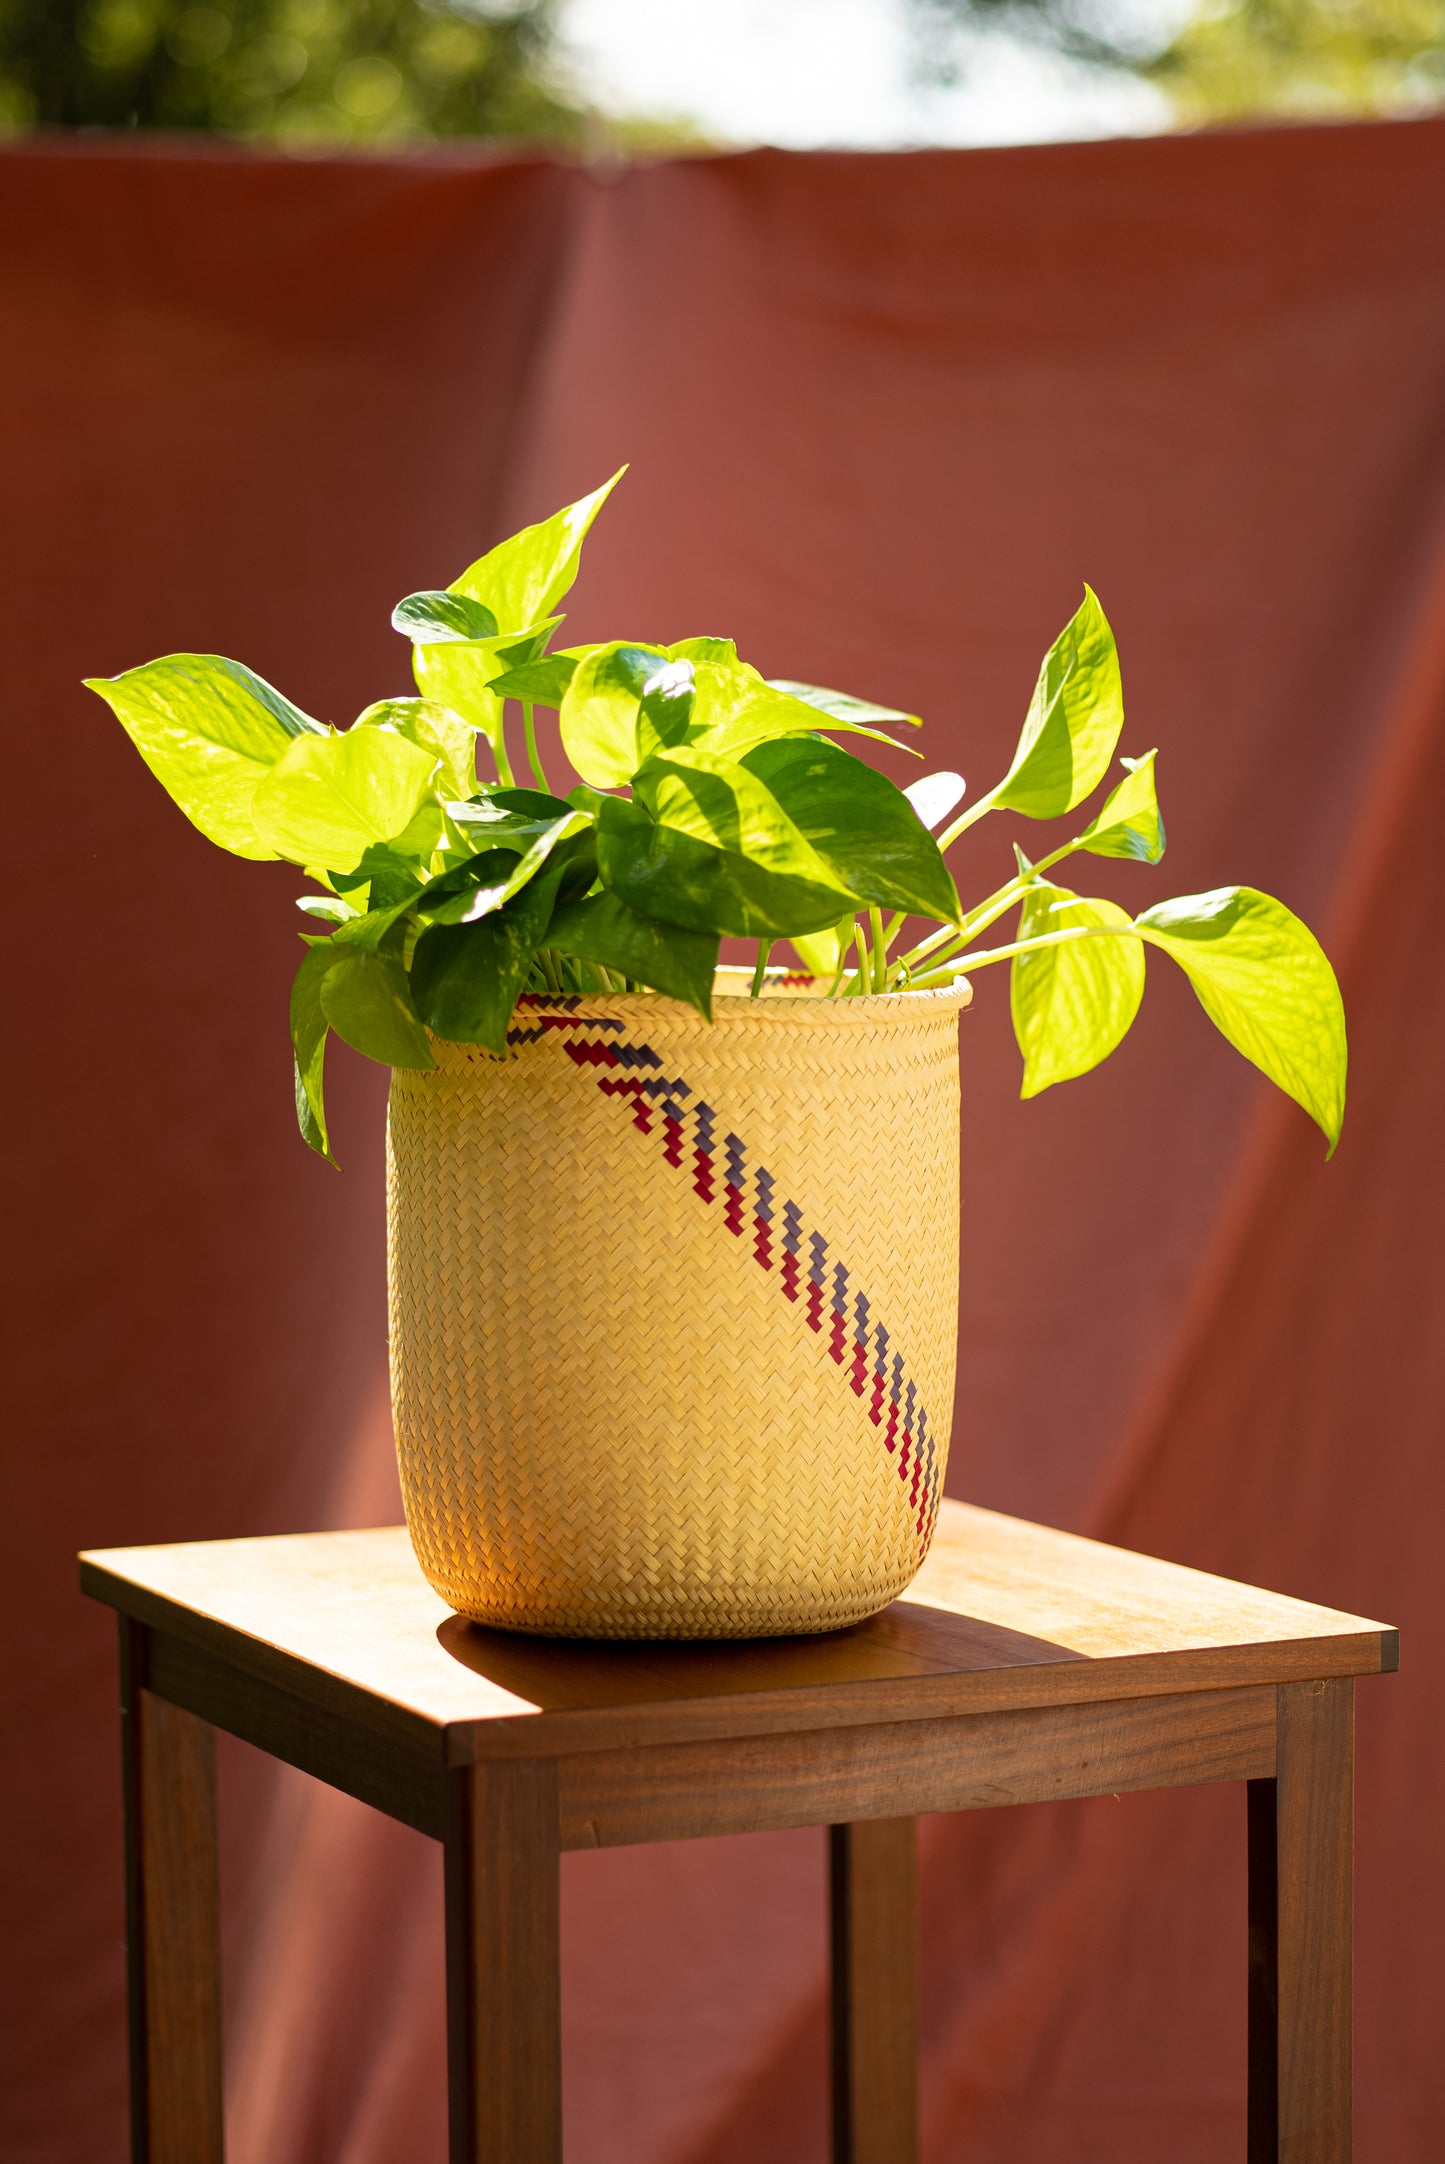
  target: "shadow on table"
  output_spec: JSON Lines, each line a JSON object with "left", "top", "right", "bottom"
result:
{"left": 435, "top": 1598, "right": 1083, "bottom": 1713}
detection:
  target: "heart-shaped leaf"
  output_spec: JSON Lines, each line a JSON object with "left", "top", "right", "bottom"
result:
{"left": 320, "top": 942, "right": 434, "bottom": 1069}
{"left": 547, "top": 890, "right": 719, "bottom": 1016}
{"left": 598, "top": 792, "right": 853, "bottom": 939}
{"left": 251, "top": 726, "right": 439, "bottom": 871}
{"left": 448, "top": 469, "right": 624, "bottom": 631}
{"left": 85, "top": 654, "right": 324, "bottom": 860}
{"left": 1134, "top": 887, "right": 1347, "bottom": 1150}
{"left": 408, "top": 915, "right": 533, "bottom": 1053}
{"left": 743, "top": 736, "right": 961, "bottom": 922}
{"left": 559, "top": 642, "right": 670, "bottom": 786}
{"left": 411, "top": 615, "right": 564, "bottom": 747}
{"left": 1010, "top": 882, "right": 1144, "bottom": 1096}
{"left": 354, "top": 697, "right": 475, "bottom": 801}
{"left": 994, "top": 588, "right": 1124, "bottom": 819}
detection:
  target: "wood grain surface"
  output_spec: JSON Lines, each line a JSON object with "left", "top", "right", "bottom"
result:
{"left": 555, "top": 1686, "right": 1278, "bottom": 1848}
{"left": 1249, "top": 1679, "right": 1355, "bottom": 2163}
{"left": 80, "top": 1504, "right": 1396, "bottom": 1769}
{"left": 444, "top": 1759, "right": 562, "bottom": 2164}
{"left": 121, "top": 1622, "right": 224, "bottom": 2164}
{"left": 830, "top": 1819, "right": 919, "bottom": 2164}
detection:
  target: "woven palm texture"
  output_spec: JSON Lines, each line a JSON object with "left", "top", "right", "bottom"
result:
{"left": 387, "top": 976, "right": 969, "bottom": 1638}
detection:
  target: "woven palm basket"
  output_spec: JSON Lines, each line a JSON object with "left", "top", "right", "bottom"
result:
{"left": 386, "top": 972, "right": 969, "bottom": 1638}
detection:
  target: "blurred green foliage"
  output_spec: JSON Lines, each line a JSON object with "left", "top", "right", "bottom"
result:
{"left": 1145, "top": 0, "right": 1445, "bottom": 118}
{"left": 909, "top": 0, "right": 1445, "bottom": 116}
{"left": 0, "top": 0, "right": 587, "bottom": 142}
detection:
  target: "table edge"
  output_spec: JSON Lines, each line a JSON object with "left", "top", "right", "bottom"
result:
{"left": 79, "top": 1553, "right": 1398, "bottom": 1763}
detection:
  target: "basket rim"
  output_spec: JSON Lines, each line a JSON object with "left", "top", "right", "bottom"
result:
{"left": 474, "top": 974, "right": 973, "bottom": 1031}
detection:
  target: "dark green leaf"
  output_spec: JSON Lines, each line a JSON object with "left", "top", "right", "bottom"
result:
{"left": 488, "top": 786, "right": 580, "bottom": 821}
{"left": 994, "top": 587, "right": 1124, "bottom": 819}
{"left": 1077, "top": 751, "right": 1165, "bottom": 863}
{"left": 84, "top": 653, "right": 324, "bottom": 860}
{"left": 442, "top": 791, "right": 571, "bottom": 843}
{"left": 1010, "top": 883, "right": 1144, "bottom": 1096}
{"left": 331, "top": 887, "right": 427, "bottom": 953}
{"left": 419, "top": 814, "right": 586, "bottom": 925}
{"left": 409, "top": 914, "right": 534, "bottom": 1053}
{"left": 330, "top": 842, "right": 429, "bottom": 908}
{"left": 547, "top": 890, "right": 718, "bottom": 1016}
{"left": 290, "top": 939, "right": 343, "bottom": 1162}
{"left": 1134, "top": 887, "right": 1346, "bottom": 1150}
{"left": 390, "top": 591, "right": 499, "bottom": 643}
{"left": 409, "top": 856, "right": 570, "bottom": 1052}
{"left": 320, "top": 945, "right": 434, "bottom": 1069}
{"left": 417, "top": 848, "right": 521, "bottom": 917}
{"left": 597, "top": 792, "right": 853, "bottom": 939}
{"left": 743, "top": 735, "right": 961, "bottom": 922}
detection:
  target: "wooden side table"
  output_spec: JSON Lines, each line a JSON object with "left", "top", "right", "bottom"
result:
{"left": 80, "top": 1502, "right": 1396, "bottom": 2164}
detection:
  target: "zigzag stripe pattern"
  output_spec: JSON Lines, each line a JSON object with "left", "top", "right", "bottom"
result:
{"left": 505, "top": 1006, "right": 943, "bottom": 1546}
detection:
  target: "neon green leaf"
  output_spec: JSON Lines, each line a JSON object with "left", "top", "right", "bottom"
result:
{"left": 1135, "top": 886, "right": 1347, "bottom": 1151}
{"left": 354, "top": 697, "right": 475, "bottom": 802}
{"left": 251, "top": 726, "right": 438, "bottom": 871}
{"left": 448, "top": 469, "right": 624, "bottom": 631}
{"left": 1078, "top": 751, "right": 1165, "bottom": 863}
{"left": 85, "top": 653, "right": 323, "bottom": 860}
{"left": 1010, "top": 882, "right": 1144, "bottom": 1096}
{"left": 994, "top": 588, "right": 1124, "bottom": 819}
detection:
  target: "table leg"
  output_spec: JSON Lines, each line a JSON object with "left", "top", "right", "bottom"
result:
{"left": 119, "top": 1620, "right": 225, "bottom": 2164}
{"left": 829, "top": 1818, "right": 919, "bottom": 2164}
{"left": 444, "top": 1759, "right": 562, "bottom": 2164}
{"left": 1248, "top": 1677, "right": 1354, "bottom": 2164}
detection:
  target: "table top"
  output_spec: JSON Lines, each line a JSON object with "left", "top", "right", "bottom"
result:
{"left": 81, "top": 1503, "right": 1395, "bottom": 1763}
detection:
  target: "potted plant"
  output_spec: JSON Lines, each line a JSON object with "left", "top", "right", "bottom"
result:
{"left": 87, "top": 473, "right": 1345, "bottom": 1639}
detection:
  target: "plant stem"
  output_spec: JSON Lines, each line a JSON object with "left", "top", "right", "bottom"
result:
{"left": 750, "top": 939, "right": 772, "bottom": 997}
{"left": 934, "top": 787, "right": 1000, "bottom": 853}
{"left": 522, "top": 701, "right": 550, "bottom": 793}
{"left": 946, "top": 922, "right": 1137, "bottom": 975}
{"left": 893, "top": 834, "right": 1089, "bottom": 982}
{"left": 840, "top": 916, "right": 870, "bottom": 996}
{"left": 868, "top": 907, "right": 887, "bottom": 993}
{"left": 491, "top": 703, "right": 516, "bottom": 789}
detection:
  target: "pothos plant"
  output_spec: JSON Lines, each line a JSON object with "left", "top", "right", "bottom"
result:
{"left": 87, "top": 471, "right": 1346, "bottom": 1165}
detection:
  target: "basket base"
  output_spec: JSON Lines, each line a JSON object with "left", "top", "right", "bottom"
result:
{"left": 415, "top": 1554, "right": 925, "bottom": 1641}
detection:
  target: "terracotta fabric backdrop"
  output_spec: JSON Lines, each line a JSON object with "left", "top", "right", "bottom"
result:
{"left": 4, "top": 118, "right": 1442, "bottom": 2162}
